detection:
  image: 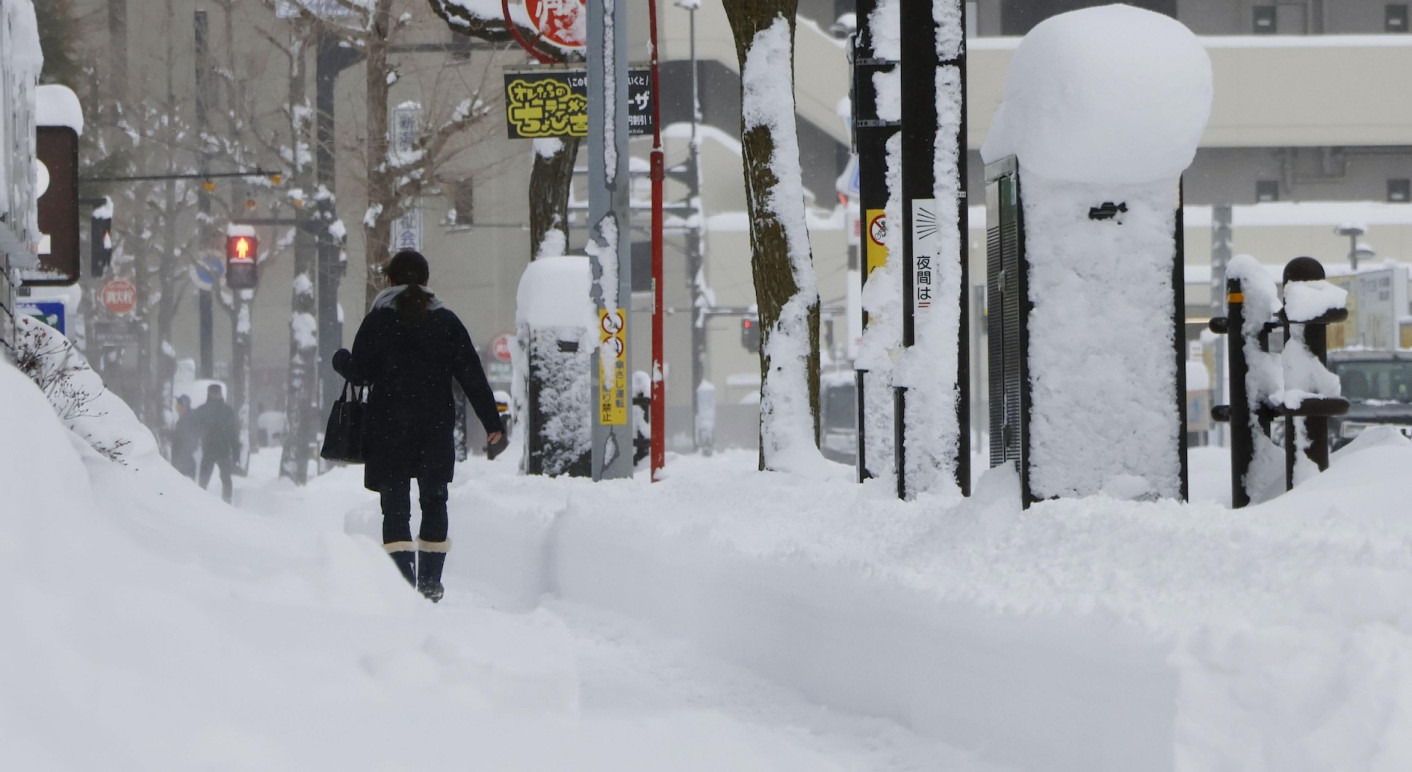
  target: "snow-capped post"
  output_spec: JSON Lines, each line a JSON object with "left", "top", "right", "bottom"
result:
{"left": 516, "top": 256, "right": 595, "bottom": 477}
{"left": 894, "top": 0, "right": 968, "bottom": 500}
{"left": 852, "top": 0, "right": 902, "bottom": 483}
{"left": 1212, "top": 256, "right": 1284, "bottom": 507}
{"left": 1276, "top": 256, "right": 1348, "bottom": 490}
{"left": 980, "top": 5, "right": 1212, "bottom": 506}
{"left": 587, "top": 0, "right": 634, "bottom": 481}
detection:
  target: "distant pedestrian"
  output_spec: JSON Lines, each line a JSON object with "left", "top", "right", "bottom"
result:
{"left": 193, "top": 383, "right": 239, "bottom": 503}
{"left": 332, "top": 249, "right": 505, "bottom": 602}
{"left": 170, "top": 394, "right": 200, "bottom": 479}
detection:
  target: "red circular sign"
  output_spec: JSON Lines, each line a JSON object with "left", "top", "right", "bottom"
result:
{"left": 526, "top": 0, "right": 587, "bottom": 51}
{"left": 491, "top": 333, "right": 514, "bottom": 362}
{"left": 101, "top": 279, "right": 137, "bottom": 315}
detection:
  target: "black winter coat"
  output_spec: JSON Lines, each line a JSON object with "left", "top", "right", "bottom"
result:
{"left": 333, "top": 295, "right": 503, "bottom": 492}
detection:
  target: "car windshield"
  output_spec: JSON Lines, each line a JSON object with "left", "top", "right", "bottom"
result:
{"left": 1333, "top": 360, "right": 1412, "bottom": 403}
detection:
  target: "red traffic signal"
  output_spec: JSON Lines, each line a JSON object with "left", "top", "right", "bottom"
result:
{"left": 740, "top": 315, "right": 760, "bottom": 353}
{"left": 225, "top": 232, "right": 259, "bottom": 289}
{"left": 227, "top": 234, "right": 257, "bottom": 262}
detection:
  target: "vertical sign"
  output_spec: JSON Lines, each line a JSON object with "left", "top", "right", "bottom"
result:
{"left": 30, "top": 126, "right": 80, "bottom": 285}
{"left": 865, "top": 209, "right": 888, "bottom": 277}
{"left": 911, "top": 199, "right": 937, "bottom": 313}
{"left": 391, "top": 104, "right": 422, "bottom": 253}
{"left": 598, "top": 309, "right": 628, "bottom": 424}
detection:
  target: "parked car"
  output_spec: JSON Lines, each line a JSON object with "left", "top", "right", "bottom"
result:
{"left": 819, "top": 371, "right": 857, "bottom": 465}
{"left": 1327, "top": 349, "right": 1412, "bottom": 449}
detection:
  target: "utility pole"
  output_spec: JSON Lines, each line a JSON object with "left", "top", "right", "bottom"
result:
{"left": 195, "top": 11, "right": 214, "bottom": 379}
{"left": 852, "top": 0, "right": 900, "bottom": 482}
{"left": 315, "top": 29, "right": 361, "bottom": 423}
{"left": 896, "top": 0, "right": 969, "bottom": 499}
{"left": 681, "top": 0, "right": 707, "bottom": 453}
{"left": 588, "top": 0, "right": 634, "bottom": 480}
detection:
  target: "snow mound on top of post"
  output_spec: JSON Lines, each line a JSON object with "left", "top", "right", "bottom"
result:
{"left": 980, "top": 4, "right": 1211, "bottom": 185}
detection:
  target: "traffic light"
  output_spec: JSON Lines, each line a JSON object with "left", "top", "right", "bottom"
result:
{"left": 226, "top": 231, "right": 259, "bottom": 289}
{"left": 741, "top": 315, "right": 760, "bottom": 353}
{"left": 90, "top": 213, "right": 112, "bottom": 277}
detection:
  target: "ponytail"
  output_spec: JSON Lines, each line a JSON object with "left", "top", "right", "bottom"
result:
{"left": 394, "top": 283, "right": 432, "bottom": 323}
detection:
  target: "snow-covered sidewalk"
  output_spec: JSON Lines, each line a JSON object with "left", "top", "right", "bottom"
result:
{"left": 7, "top": 352, "right": 1412, "bottom": 770}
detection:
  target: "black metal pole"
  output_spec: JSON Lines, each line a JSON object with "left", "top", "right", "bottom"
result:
{"left": 195, "top": 11, "right": 214, "bottom": 380}
{"left": 1224, "top": 277, "right": 1251, "bottom": 508}
{"left": 853, "top": 0, "right": 898, "bottom": 482}
{"left": 896, "top": 0, "right": 969, "bottom": 498}
{"left": 315, "top": 31, "right": 361, "bottom": 421}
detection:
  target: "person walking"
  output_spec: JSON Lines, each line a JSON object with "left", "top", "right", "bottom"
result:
{"left": 332, "top": 249, "right": 505, "bottom": 602}
{"left": 193, "top": 383, "right": 240, "bottom": 503}
{"left": 170, "top": 395, "right": 201, "bottom": 479}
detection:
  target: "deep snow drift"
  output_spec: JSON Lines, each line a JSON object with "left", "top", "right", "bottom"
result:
{"left": 6, "top": 349, "right": 1412, "bottom": 771}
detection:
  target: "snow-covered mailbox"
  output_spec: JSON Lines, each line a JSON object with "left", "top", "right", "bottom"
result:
{"left": 516, "top": 256, "right": 595, "bottom": 477}
{"left": 979, "top": 5, "right": 1212, "bottom": 505}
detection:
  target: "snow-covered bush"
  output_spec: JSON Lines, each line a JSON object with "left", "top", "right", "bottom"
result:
{"left": 6, "top": 315, "right": 156, "bottom": 464}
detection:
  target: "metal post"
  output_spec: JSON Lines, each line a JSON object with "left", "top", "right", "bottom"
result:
{"left": 588, "top": 0, "right": 633, "bottom": 480}
{"left": 853, "top": 0, "right": 899, "bottom": 482}
{"left": 649, "top": 0, "right": 665, "bottom": 481}
{"left": 1222, "top": 277, "right": 1252, "bottom": 508}
{"left": 896, "top": 0, "right": 969, "bottom": 498}
{"left": 194, "top": 12, "right": 214, "bottom": 380}
{"left": 315, "top": 31, "right": 359, "bottom": 422}
{"left": 683, "top": 1, "right": 707, "bottom": 454}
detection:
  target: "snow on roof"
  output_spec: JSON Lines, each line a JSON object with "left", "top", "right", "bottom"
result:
{"left": 36, "top": 84, "right": 83, "bottom": 135}
{"left": 980, "top": 4, "right": 1211, "bottom": 185}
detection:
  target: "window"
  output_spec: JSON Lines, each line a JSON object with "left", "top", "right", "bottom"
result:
{"left": 1256, "top": 180, "right": 1280, "bottom": 202}
{"left": 1390, "top": 179, "right": 1411, "bottom": 203}
{"left": 1389, "top": 5, "right": 1409, "bottom": 33}
{"left": 450, "top": 180, "right": 474, "bottom": 225}
{"left": 1253, "top": 6, "right": 1277, "bottom": 34}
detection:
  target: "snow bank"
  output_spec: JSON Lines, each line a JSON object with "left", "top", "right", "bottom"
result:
{"left": 980, "top": 4, "right": 1212, "bottom": 185}
{"left": 445, "top": 440, "right": 1412, "bottom": 771}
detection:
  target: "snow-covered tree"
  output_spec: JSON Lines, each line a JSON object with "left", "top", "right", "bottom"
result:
{"left": 722, "top": 0, "right": 824, "bottom": 473}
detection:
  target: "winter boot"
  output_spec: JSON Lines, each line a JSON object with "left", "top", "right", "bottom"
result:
{"left": 384, "top": 541, "right": 416, "bottom": 587}
{"left": 416, "top": 539, "right": 449, "bottom": 602}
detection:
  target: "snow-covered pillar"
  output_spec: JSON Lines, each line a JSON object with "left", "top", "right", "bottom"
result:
{"left": 587, "top": 0, "right": 634, "bottom": 481}
{"left": 515, "top": 256, "right": 595, "bottom": 477}
{"left": 979, "top": 6, "right": 1212, "bottom": 504}
{"left": 852, "top": 0, "right": 902, "bottom": 483}
{"left": 894, "top": 0, "right": 968, "bottom": 500}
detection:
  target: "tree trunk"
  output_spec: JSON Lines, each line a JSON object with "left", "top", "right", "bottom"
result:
{"left": 280, "top": 33, "right": 318, "bottom": 484}
{"left": 722, "top": 0, "right": 821, "bottom": 471}
{"left": 528, "top": 136, "right": 580, "bottom": 258}
{"left": 363, "top": 0, "right": 394, "bottom": 311}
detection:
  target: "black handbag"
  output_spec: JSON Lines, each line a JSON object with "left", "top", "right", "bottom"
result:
{"left": 320, "top": 380, "right": 367, "bottom": 463}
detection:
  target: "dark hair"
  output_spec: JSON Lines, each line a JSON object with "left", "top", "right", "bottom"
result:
{"left": 386, "top": 250, "right": 432, "bottom": 323}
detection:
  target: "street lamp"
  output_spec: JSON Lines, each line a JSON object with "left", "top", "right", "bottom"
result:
{"left": 1335, "top": 223, "right": 1366, "bottom": 270}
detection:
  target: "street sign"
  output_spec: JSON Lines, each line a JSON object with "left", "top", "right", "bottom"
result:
{"left": 30, "top": 126, "right": 80, "bottom": 285}
{"left": 503, "top": 68, "right": 654, "bottom": 139}
{"left": 491, "top": 332, "right": 514, "bottom": 362}
{"left": 18, "top": 300, "right": 65, "bottom": 334}
{"left": 526, "top": 0, "right": 587, "bottom": 51}
{"left": 192, "top": 255, "right": 224, "bottom": 291}
{"left": 598, "top": 309, "right": 627, "bottom": 425}
{"left": 866, "top": 209, "right": 888, "bottom": 277}
{"left": 101, "top": 279, "right": 137, "bottom": 315}
{"left": 92, "top": 320, "right": 140, "bottom": 347}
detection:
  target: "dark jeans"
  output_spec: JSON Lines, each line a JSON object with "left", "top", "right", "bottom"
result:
{"left": 199, "top": 452, "right": 233, "bottom": 503}
{"left": 379, "top": 478, "right": 449, "bottom": 544}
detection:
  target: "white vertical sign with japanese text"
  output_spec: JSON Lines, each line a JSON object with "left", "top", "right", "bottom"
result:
{"left": 911, "top": 198, "right": 937, "bottom": 314}
{"left": 391, "top": 104, "right": 422, "bottom": 254}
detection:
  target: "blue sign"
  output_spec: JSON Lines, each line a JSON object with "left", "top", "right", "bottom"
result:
{"left": 19, "top": 300, "right": 65, "bottom": 334}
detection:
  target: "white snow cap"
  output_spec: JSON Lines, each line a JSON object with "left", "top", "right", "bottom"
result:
{"left": 36, "top": 85, "right": 84, "bottom": 136}
{"left": 980, "top": 4, "right": 1211, "bottom": 185}
{"left": 516, "top": 255, "right": 595, "bottom": 330}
